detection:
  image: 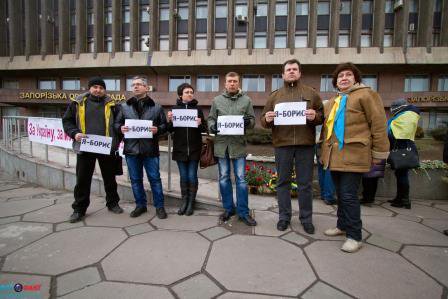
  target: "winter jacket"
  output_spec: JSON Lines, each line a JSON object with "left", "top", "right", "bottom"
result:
{"left": 167, "top": 99, "right": 207, "bottom": 161}
{"left": 114, "top": 95, "right": 167, "bottom": 157}
{"left": 321, "top": 84, "right": 390, "bottom": 173}
{"left": 260, "top": 81, "right": 323, "bottom": 147}
{"left": 62, "top": 91, "right": 120, "bottom": 154}
{"left": 207, "top": 90, "right": 255, "bottom": 159}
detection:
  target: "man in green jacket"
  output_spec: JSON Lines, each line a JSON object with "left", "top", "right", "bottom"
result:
{"left": 208, "top": 72, "right": 257, "bottom": 226}
{"left": 261, "top": 59, "right": 324, "bottom": 234}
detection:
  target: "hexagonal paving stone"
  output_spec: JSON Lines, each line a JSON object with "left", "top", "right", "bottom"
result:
{"left": 0, "top": 216, "right": 20, "bottom": 225}
{"left": 360, "top": 205, "right": 394, "bottom": 216}
{"left": 58, "top": 281, "right": 173, "bottom": 299}
{"left": 151, "top": 215, "right": 218, "bottom": 231}
{"left": 172, "top": 274, "right": 222, "bottom": 299}
{"left": 363, "top": 216, "right": 448, "bottom": 246}
{"left": 301, "top": 281, "right": 352, "bottom": 299}
{"left": 206, "top": 235, "right": 315, "bottom": 297}
{"left": 23, "top": 202, "right": 103, "bottom": 223}
{"left": 0, "top": 187, "right": 54, "bottom": 200}
{"left": 2, "top": 227, "right": 126, "bottom": 275}
{"left": 85, "top": 205, "right": 155, "bottom": 227}
{"left": 102, "top": 231, "right": 209, "bottom": 285}
{"left": 0, "top": 199, "right": 54, "bottom": 217}
{"left": 421, "top": 218, "right": 448, "bottom": 233}
{"left": 401, "top": 246, "right": 448, "bottom": 287}
{"left": 305, "top": 241, "right": 443, "bottom": 299}
{"left": 56, "top": 266, "right": 101, "bottom": 296}
{"left": 0, "top": 222, "right": 52, "bottom": 256}
{"left": 381, "top": 203, "right": 448, "bottom": 220}
{"left": 281, "top": 231, "right": 309, "bottom": 246}
{"left": 433, "top": 204, "right": 448, "bottom": 212}
{"left": 199, "top": 226, "right": 232, "bottom": 241}
{"left": 254, "top": 210, "right": 290, "bottom": 237}
{"left": 0, "top": 273, "right": 51, "bottom": 299}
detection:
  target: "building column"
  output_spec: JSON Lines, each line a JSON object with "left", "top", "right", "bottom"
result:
{"left": 267, "top": 0, "right": 275, "bottom": 54}
{"left": 58, "top": 0, "right": 70, "bottom": 58}
{"left": 75, "top": 0, "right": 86, "bottom": 58}
{"left": 0, "top": 1, "right": 7, "bottom": 57}
{"left": 41, "top": 0, "right": 55, "bottom": 57}
{"left": 206, "top": 0, "right": 215, "bottom": 55}
{"left": 112, "top": 0, "right": 122, "bottom": 55}
{"left": 287, "top": 0, "right": 296, "bottom": 54}
{"left": 93, "top": 0, "right": 104, "bottom": 57}
{"left": 149, "top": 0, "right": 158, "bottom": 54}
{"left": 227, "top": 0, "right": 235, "bottom": 55}
{"left": 329, "top": 0, "right": 340, "bottom": 51}
{"left": 129, "top": 0, "right": 138, "bottom": 56}
{"left": 393, "top": 0, "right": 409, "bottom": 51}
{"left": 188, "top": 0, "right": 196, "bottom": 55}
{"left": 25, "top": 0, "right": 39, "bottom": 58}
{"left": 441, "top": 0, "right": 448, "bottom": 46}
{"left": 247, "top": 0, "right": 254, "bottom": 54}
{"left": 372, "top": 0, "right": 385, "bottom": 50}
{"left": 308, "top": 0, "right": 317, "bottom": 53}
{"left": 417, "top": 0, "right": 435, "bottom": 52}
{"left": 168, "top": 0, "right": 177, "bottom": 56}
{"left": 350, "top": 0, "right": 362, "bottom": 51}
{"left": 7, "top": 0, "right": 23, "bottom": 58}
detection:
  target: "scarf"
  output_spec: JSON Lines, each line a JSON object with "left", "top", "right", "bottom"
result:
{"left": 326, "top": 94, "right": 347, "bottom": 150}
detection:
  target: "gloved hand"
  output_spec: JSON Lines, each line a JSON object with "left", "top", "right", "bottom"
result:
{"left": 243, "top": 116, "right": 251, "bottom": 128}
{"left": 209, "top": 123, "right": 220, "bottom": 134}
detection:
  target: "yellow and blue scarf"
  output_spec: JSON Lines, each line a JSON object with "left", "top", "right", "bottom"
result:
{"left": 326, "top": 94, "right": 348, "bottom": 150}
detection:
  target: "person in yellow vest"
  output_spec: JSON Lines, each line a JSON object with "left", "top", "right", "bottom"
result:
{"left": 62, "top": 77, "right": 123, "bottom": 223}
{"left": 387, "top": 98, "right": 421, "bottom": 209}
{"left": 320, "top": 63, "right": 389, "bottom": 253}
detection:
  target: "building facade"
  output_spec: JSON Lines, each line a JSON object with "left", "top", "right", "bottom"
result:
{"left": 0, "top": 0, "right": 448, "bottom": 130}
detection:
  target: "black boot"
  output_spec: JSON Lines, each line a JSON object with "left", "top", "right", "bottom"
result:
{"left": 391, "top": 184, "right": 411, "bottom": 209}
{"left": 185, "top": 182, "right": 198, "bottom": 216}
{"left": 178, "top": 181, "right": 189, "bottom": 215}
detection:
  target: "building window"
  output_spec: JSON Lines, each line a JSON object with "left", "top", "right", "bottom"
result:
{"left": 159, "top": 35, "right": 169, "bottom": 51}
{"left": 275, "top": 2, "right": 288, "bottom": 16}
{"left": 70, "top": 12, "right": 76, "bottom": 26}
{"left": 404, "top": 75, "right": 429, "bottom": 92}
{"left": 123, "top": 37, "right": 130, "bottom": 52}
{"left": 340, "top": 1, "right": 351, "bottom": 14}
{"left": 169, "top": 76, "right": 191, "bottom": 92}
{"left": 235, "top": 3, "right": 248, "bottom": 17}
{"left": 160, "top": 8, "right": 169, "bottom": 21}
{"left": 178, "top": 7, "right": 189, "bottom": 20}
{"left": 62, "top": 78, "right": 80, "bottom": 90}
{"left": 361, "top": 32, "right": 371, "bottom": 47}
{"left": 196, "top": 34, "right": 207, "bottom": 49}
{"left": 126, "top": 77, "right": 135, "bottom": 91}
{"left": 254, "top": 33, "right": 267, "bottom": 48}
{"left": 103, "top": 78, "right": 121, "bottom": 91}
{"left": 87, "top": 39, "right": 95, "bottom": 53}
{"left": 295, "top": 31, "right": 307, "bottom": 48}
{"left": 123, "top": 5, "right": 130, "bottom": 23}
{"left": 140, "top": 6, "right": 150, "bottom": 22}
{"left": 362, "top": 0, "right": 373, "bottom": 14}
{"left": 296, "top": 1, "right": 308, "bottom": 15}
{"left": 320, "top": 75, "right": 336, "bottom": 92}
{"left": 317, "top": 31, "right": 328, "bottom": 47}
{"left": 2, "top": 80, "right": 19, "bottom": 89}
{"left": 256, "top": 3, "right": 267, "bottom": 16}
{"left": 39, "top": 79, "right": 57, "bottom": 90}
{"left": 196, "top": 3, "right": 208, "bottom": 19}
{"left": 178, "top": 35, "right": 188, "bottom": 50}
{"left": 362, "top": 75, "right": 377, "bottom": 91}
{"left": 275, "top": 32, "right": 287, "bottom": 48}
{"left": 88, "top": 11, "right": 94, "bottom": 25}
{"left": 317, "top": 2, "right": 330, "bottom": 15}
{"left": 385, "top": 0, "right": 393, "bottom": 13}
{"left": 409, "top": 0, "right": 418, "bottom": 13}
{"left": 339, "top": 33, "right": 349, "bottom": 47}
{"left": 197, "top": 75, "right": 219, "bottom": 92}
{"left": 272, "top": 74, "right": 283, "bottom": 91}
{"left": 215, "top": 34, "right": 227, "bottom": 49}
{"left": 242, "top": 75, "right": 265, "bottom": 92}
{"left": 140, "top": 35, "right": 149, "bottom": 51}
{"left": 215, "top": 3, "right": 228, "bottom": 18}
{"left": 105, "top": 7, "right": 112, "bottom": 24}
{"left": 235, "top": 34, "right": 247, "bottom": 49}
{"left": 384, "top": 31, "right": 393, "bottom": 47}
{"left": 438, "top": 76, "right": 448, "bottom": 91}
{"left": 105, "top": 37, "right": 113, "bottom": 52}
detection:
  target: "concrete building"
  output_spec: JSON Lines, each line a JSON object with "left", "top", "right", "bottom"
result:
{"left": 0, "top": 0, "right": 447, "bottom": 130}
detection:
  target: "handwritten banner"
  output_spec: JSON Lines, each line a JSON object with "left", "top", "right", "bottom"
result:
{"left": 217, "top": 115, "right": 244, "bottom": 135}
{"left": 274, "top": 101, "right": 307, "bottom": 125}
{"left": 79, "top": 134, "right": 112, "bottom": 155}
{"left": 124, "top": 119, "right": 153, "bottom": 139}
{"left": 27, "top": 117, "right": 73, "bottom": 149}
{"left": 172, "top": 109, "right": 198, "bottom": 128}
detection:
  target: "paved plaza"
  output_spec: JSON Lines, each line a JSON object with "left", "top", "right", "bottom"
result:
{"left": 0, "top": 170, "right": 447, "bottom": 299}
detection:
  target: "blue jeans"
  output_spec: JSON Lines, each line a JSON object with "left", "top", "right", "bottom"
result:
{"left": 317, "top": 160, "right": 335, "bottom": 201}
{"left": 176, "top": 160, "right": 199, "bottom": 184}
{"left": 331, "top": 171, "right": 363, "bottom": 241}
{"left": 126, "top": 155, "right": 165, "bottom": 208}
{"left": 218, "top": 154, "right": 249, "bottom": 217}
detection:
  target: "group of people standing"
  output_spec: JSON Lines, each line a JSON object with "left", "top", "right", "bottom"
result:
{"left": 62, "top": 58, "right": 421, "bottom": 254}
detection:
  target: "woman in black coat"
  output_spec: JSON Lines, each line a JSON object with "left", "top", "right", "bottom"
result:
{"left": 167, "top": 83, "right": 207, "bottom": 215}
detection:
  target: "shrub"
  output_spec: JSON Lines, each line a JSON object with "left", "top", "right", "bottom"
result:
{"left": 246, "top": 128, "right": 272, "bottom": 145}
{"left": 245, "top": 162, "right": 273, "bottom": 186}
{"left": 415, "top": 126, "right": 424, "bottom": 139}
{"left": 429, "top": 127, "right": 447, "bottom": 141}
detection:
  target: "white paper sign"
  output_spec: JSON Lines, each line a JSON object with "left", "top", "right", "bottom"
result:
{"left": 274, "top": 101, "right": 307, "bottom": 125}
{"left": 118, "top": 141, "right": 125, "bottom": 158}
{"left": 80, "top": 134, "right": 113, "bottom": 155}
{"left": 124, "top": 119, "right": 153, "bottom": 139}
{"left": 27, "top": 117, "right": 73, "bottom": 149}
{"left": 172, "top": 109, "right": 198, "bottom": 128}
{"left": 217, "top": 115, "right": 244, "bottom": 135}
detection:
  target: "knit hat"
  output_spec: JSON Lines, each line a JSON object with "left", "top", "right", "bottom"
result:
{"left": 88, "top": 77, "right": 106, "bottom": 89}
{"left": 390, "top": 98, "right": 408, "bottom": 114}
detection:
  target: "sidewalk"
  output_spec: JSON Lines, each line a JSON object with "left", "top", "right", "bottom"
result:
{"left": 0, "top": 141, "right": 447, "bottom": 298}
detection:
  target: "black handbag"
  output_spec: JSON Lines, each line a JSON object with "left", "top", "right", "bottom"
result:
{"left": 388, "top": 141, "right": 420, "bottom": 170}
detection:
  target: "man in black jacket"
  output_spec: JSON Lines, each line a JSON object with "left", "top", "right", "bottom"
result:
{"left": 114, "top": 76, "right": 168, "bottom": 219}
{"left": 62, "top": 77, "right": 123, "bottom": 223}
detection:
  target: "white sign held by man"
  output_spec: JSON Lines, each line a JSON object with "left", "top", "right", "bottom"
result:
{"left": 124, "top": 119, "right": 153, "bottom": 139}
{"left": 274, "top": 102, "right": 307, "bottom": 125}
{"left": 80, "top": 134, "right": 113, "bottom": 155}
{"left": 172, "top": 109, "right": 198, "bottom": 128}
{"left": 217, "top": 115, "right": 244, "bottom": 135}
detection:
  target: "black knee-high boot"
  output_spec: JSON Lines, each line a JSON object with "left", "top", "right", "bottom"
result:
{"left": 178, "top": 181, "right": 189, "bottom": 215}
{"left": 185, "top": 182, "right": 198, "bottom": 216}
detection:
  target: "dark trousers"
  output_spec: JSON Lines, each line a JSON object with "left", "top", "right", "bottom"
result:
{"left": 73, "top": 153, "right": 120, "bottom": 213}
{"left": 331, "top": 171, "right": 363, "bottom": 241}
{"left": 361, "top": 177, "right": 379, "bottom": 202}
{"left": 275, "top": 145, "right": 314, "bottom": 224}
{"left": 394, "top": 168, "right": 409, "bottom": 199}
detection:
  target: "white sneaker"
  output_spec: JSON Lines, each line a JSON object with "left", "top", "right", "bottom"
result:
{"left": 341, "top": 238, "right": 362, "bottom": 253}
{"left": 324, "top": 227, "right": 345, "bottom": 236}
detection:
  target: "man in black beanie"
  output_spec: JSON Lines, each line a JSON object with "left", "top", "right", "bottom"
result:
{"left": 62, "top": 77, "right": 124, "bottom": 223}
